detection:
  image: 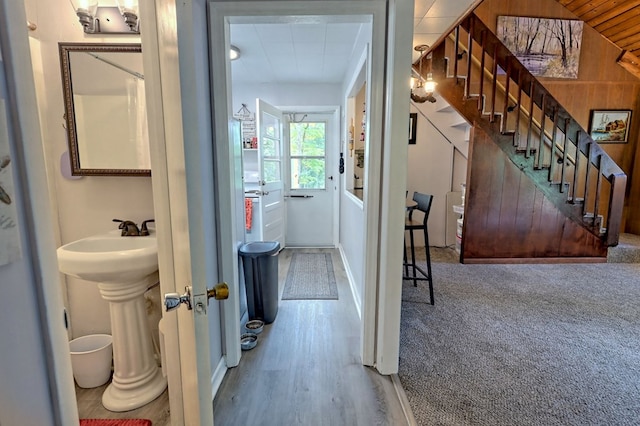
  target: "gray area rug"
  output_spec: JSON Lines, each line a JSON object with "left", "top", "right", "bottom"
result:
{"left": 282, "top": 252, "right": 338, "bottom": 300}
{"left": 400, "top": 247, "right": 640, "bottom": 426}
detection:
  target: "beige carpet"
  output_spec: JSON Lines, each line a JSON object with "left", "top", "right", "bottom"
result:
{"left": 399, "top": 247, "right": 640, "bottom": 426}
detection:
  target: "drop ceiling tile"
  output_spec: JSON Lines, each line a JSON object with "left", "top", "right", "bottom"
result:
{"left": 426, "top": 0, "right": 475, "bottom": 18}
{"left": 254, "top": 24, "right": 293, "bottom": 42}
{"left": 291, "top": 24, "right": 327, "bottom": 43}
{"left": 294, "top": 43, "right": 326, "bottom": 56}
{"left": 263, "top": 42, "right": 296, "bottom": 56}
{"left": 325, "top": 23, "right": 361, "bottom": 43}
{"left": 415, "top": 0, "right": 437, "bottom": 18}
{"left": 414, "top": 16, "right": 458, "bottom": 34}
{"left": 325, "top": 42, "right": 355, "bottom": 55}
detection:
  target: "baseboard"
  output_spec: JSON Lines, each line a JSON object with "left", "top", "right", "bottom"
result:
{"left": 462, "top": 256, "right": 607, "bottom": 264}
{"left": 391, "top": 374, "right": 417, "bottom": 426}
{"left": 211, "top": 357, "right": 227, "bottom": 399}
{"left": 338, "top": 243, "right": 362, "bottom": 319}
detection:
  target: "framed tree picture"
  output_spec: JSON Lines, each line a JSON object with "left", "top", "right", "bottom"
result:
{"left": 409, "top": 113, "right": 417, "bottom": 144}
{"left": 496, "top": 15, "right": 584, "bottom": 79}
{"left": 588, "top": 110, "right": 632, "bottom": 143}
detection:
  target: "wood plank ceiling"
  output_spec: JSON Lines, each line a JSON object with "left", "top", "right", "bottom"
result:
{"left": 557, "top": 0, "right": 640, "bottom": 78}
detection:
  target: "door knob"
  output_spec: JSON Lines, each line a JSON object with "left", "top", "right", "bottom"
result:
{"left": 164, "top": 287, "right": 192, "bottom": 312}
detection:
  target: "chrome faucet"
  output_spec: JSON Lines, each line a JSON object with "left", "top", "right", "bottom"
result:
{"left": 113, "top": 219, "right": 141, "bottom": 236}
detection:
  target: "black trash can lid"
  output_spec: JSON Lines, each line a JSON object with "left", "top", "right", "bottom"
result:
{"left": 239, "top": 241, "right": 280, "bottom": 257}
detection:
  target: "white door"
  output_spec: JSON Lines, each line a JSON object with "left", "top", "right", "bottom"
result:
{"left": 141, "top": 1, "right": 241, "bottom": 424}
{"left": 285, "top": 111, "right": 338, "bottom": 247}
{"left": 256, "top": 98, "right": 286, "bottom": 248}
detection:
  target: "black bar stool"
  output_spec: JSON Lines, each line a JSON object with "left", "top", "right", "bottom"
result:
{"left": 403, "top": 191, "right": 434, "bottom": 305}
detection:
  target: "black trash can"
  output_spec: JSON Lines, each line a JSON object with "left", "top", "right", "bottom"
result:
{"left": 238, "top": 241, "right": 280, "bottom": 324}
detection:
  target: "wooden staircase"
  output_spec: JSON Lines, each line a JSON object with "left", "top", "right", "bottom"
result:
{"left": 421, "top": 11, "right": 627, "bottom": 262}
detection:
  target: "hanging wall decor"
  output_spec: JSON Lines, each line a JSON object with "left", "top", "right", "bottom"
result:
{"left": 497, "top": 16, "right": 583, "bottom": 79}
{"left": 588, "top": 110, "right": 632, "bottom": 143}
{"left": 234, "top": 103, "right": 257, "bottom": 149}
{"left": 409, "top": 113, "right": 417, "bottom": 144}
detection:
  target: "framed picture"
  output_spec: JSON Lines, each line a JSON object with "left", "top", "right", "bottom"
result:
{"left": 496, "top": 16, "right": 583, "bottom": 79}
{"left": 409, "top": 113, "right": 417, "bottom": 145}
{"left": 588, "top": 110, "right": 632, "bottom": 143}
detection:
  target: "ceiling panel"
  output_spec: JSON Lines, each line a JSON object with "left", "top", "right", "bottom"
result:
{"left": 230, "top": 21, "right": 365, "bottom": 84}
{"left": 558, "top": 0, "right": 640, "bottom": 58}
{"left": 229, "top": 0, "right": 640, "bottom": 86}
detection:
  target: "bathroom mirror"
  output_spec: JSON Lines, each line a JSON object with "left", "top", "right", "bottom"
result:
{"left": 59, "top": 43, "right": 150, "bottom": 176}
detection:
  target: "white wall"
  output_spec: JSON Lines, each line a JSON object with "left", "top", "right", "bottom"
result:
{"left": 232, "top": 82, "right": 343, "bottom": 111}
{"left": 339, "top": 194, "right": 365, "bottom": 306}
{"left": 336, "top": 27, "right": 371, "bottom": 313}
{"left": 24, "top": 0, "right": 157, "bottom": 339}
{"left": 407, "top": 101, "right": 469, "bottom": 247}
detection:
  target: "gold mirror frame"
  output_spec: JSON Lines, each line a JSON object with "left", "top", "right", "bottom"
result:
{"left": 59, "top": 42, "right": 150, "bottom": 176}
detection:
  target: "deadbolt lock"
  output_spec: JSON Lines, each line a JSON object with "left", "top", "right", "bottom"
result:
{"left": 207, "top": 282, "right": 229, "bottom": 301}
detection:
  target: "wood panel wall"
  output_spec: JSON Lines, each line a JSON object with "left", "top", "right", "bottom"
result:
{"left": 475, "top": 0, "right": 640, "bottom": 234}
{"left": 462, "top": 125, "right": 607, "bottom": 263}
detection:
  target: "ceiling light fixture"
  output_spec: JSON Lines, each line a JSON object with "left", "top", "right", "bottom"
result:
{"left": 230, "top": 45, "right": 241, "bottom": 61}
{"left": 72, "top": 0, "right": 140, "bottom": 34}
{"left": 411, "top": 44, "right": 437, "bottom": 104}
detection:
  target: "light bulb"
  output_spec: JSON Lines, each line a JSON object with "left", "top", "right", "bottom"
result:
{"left": 424, "top": 73, "right": 437, "bottom": 93}
{"left": 76, "top": 0, "right": 98, "bottom": 15}
{"left": 116, "top": 0, "right": 139, "bottom": 14}
{"left": 230, "top": 45, "right": 240, "bottom": 61}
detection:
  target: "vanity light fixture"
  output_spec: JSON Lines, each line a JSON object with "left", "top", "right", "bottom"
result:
{"left": 115, "top": 0, "right": 139, "bottom": 31}
{"left": 230, "top": 45, "right": 241, "bottom": 61}
{"left": 73, "top": 0, "right": 140, "bottom": 34}
{"left": 411, "top": 44, "right": 437, "bottom": 104}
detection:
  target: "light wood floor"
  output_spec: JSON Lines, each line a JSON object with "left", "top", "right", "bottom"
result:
{"left": 75, "top": 383, "right": 170, "bottom": 425}
{"left": 213, "top": 248, "right": 408, "bottom": 426}
{"left": 76, "top": 248, "right": 407, "bottom": 425}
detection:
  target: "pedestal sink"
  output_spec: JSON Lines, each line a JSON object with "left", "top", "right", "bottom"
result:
{"left": 57, "top": 230, "right": 167, "bottom": 412}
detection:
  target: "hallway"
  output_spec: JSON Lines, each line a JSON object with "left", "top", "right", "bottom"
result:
{"left": 213, "top": 248, "right": 408, "bottom": 425}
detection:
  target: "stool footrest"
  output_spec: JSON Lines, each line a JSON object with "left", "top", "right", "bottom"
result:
{"left": 402, "top": 264, "right": 430, "bottom": 280}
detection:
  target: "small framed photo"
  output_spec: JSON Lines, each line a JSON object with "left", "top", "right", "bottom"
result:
{"left": 409, "top": 113, "right": 417, "bottom": 145}
{"left": 588, "top": 110, "right": 632, "bottom": 143}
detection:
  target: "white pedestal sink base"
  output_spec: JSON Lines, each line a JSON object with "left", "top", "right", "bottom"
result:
{"left": 103, "top": 366, "right": 166, "bottom": 412}
{"left": 98, "top": 272, "right": 167, "bottom": 412}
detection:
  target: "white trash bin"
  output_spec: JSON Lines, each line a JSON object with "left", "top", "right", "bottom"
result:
{"left": 69, "top": 334, "right": 113, "bottom": 388}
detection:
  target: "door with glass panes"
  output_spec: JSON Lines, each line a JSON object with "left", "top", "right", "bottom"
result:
{"left": 285, "top": 112, "right": 337, "bottom": 247}
{"left": 255, "top": 98, "right": 286, "bottom": 249}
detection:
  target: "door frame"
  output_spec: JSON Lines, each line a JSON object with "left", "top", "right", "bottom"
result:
{"left": 281, "top": 106, "right": 341, "bottom": 247}
{"left": 0, "top": 0, "right": 78, "bottom": 423}
{"left": 208, "top": 0, "right": 414, "bottom": 373}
